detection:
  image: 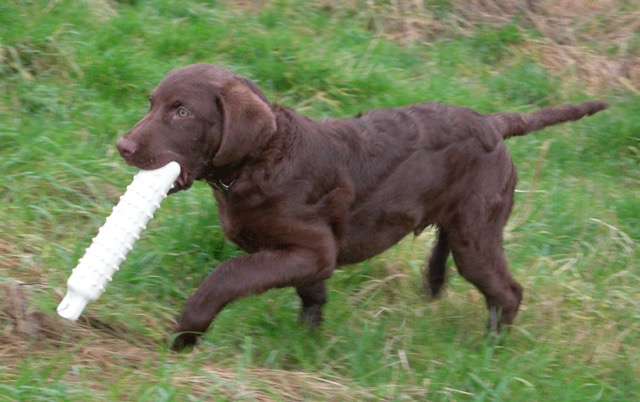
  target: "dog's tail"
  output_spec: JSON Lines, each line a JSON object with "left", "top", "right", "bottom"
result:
{"left": 491, "top": 101, "right": 608, "bottom": 139}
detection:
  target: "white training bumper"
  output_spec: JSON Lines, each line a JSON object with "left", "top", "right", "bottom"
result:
{"left": 57, "top": 162, "right": 180, "bottom": 321}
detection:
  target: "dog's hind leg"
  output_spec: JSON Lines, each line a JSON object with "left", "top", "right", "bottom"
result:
{"left": 423, "top": 228, "right": 450, "bottom": 299}
{"left": 448, "top": 225, "right": 523, "bottom": 332}
{"left": 443, "top": 183, "right": 523, "bottom": 331}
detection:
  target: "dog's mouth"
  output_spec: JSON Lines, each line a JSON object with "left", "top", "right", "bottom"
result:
{"left": 117, "top": 148, "right": 200, "bottom": 194}
{"left": 169, "top": 166, "right": 193, "bottom": 194}
{"left": 129, "top": 153, "right": 196, "bottom": 195}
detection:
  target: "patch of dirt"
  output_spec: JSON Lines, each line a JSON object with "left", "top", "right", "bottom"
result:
{"left": 1, "top": 282, "right": 69, "bottom": 342}
{"left": 1, "top": 282, "right": 151, "bottom": 354}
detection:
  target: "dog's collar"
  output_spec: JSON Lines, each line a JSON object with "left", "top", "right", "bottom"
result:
{"left": 210, "top": 177, "right": 236, "bottom": 193}
{"left": 205, "top": 160, "right": 243, "bottom": 193}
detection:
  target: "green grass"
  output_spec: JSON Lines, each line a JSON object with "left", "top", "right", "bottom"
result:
{"left": 1, "top": 0, "right": 639, "bottom": 400}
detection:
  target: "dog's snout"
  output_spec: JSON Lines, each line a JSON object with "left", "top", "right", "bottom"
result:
{"left": 116, "top": 138, "right": 137, "bottom": 160}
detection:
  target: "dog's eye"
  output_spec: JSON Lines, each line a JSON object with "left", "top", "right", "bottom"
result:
{"left": 177, "top": 107, "right": 190, "bottom": 118}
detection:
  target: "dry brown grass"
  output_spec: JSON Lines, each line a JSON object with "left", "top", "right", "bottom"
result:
{"left": 398, "top": 0, "right": 637, "bottom": 91}
{"left": 0, "top": 240, "right": 22, "bottom": 271}
{"left": 238, "top": 0, "right": 639, "bottom": 92}
{"left": 0, "top": 283, "right": 380, "bottom": 401}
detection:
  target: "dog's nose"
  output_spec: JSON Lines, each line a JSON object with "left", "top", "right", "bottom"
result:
{"left": 116, "top": 138, "right": 137, "bottom": 160}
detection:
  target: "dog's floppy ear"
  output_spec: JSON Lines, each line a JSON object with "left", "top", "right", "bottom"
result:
{"left": 213, "top": 80, "right": 277, "bottom": 167}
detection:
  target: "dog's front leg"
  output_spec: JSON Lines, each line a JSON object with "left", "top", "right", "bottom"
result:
{"left": 172, "top": 247, "right": 335, "bottom": 351}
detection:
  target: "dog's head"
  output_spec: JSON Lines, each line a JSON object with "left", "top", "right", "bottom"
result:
{"left": 116, "top": 64, "right": 277, "bottom": 192}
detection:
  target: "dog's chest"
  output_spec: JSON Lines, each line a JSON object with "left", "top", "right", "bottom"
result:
{"left": 213, "top": 191, "right": 288, "bottom": 252}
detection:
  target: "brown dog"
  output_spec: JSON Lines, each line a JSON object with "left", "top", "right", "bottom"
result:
{"left": 116, "top": 64, "right": 607, "bottom": 350}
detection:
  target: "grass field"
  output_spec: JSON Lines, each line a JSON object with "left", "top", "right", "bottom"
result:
{"left": 1, "top": 0, "right": 639, "bottom": 400}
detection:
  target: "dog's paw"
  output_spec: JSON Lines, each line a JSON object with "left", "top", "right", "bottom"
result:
{"left": 170, "top": 331, "right": 200, "bottom": 352}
